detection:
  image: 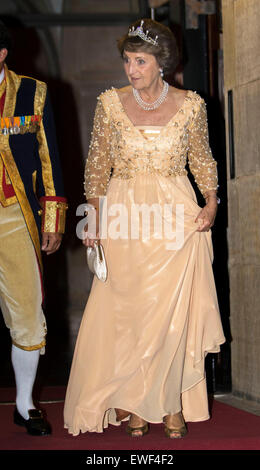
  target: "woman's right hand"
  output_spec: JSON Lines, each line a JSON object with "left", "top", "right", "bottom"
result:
{"left": 83, "top": 222, "right": 100, "bottom": 247}
{"left": 82, "top": 198, "right": 100, "bottom": 248}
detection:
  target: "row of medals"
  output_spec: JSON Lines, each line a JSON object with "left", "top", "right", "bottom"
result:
{"left": 1, "top": 117, "right": 41, "bottom": 135}
{"left": 2, "top": 125, "right": 21, "bottom": 135}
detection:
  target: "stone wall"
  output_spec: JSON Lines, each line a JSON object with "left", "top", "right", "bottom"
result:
{"left": 222, "top": 0, "right": 260, "bottom": 402}
{"left": 59, "top": 22, "right": 128, "bottom": 349}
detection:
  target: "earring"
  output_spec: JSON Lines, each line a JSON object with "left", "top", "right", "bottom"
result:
{"left": 159, "top": 68, "right": 164, "bottom": 77}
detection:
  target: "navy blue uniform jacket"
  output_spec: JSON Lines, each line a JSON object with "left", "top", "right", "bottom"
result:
{"left": 0, "top": 65, "right": 67, "bottom": 271}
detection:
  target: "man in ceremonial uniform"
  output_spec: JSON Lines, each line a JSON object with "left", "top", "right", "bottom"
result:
{"left": 0, "top": 22, "right": 67, "bottom": 435}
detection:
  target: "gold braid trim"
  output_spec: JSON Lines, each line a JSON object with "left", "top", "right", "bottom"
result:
{"left": 0, "top": 154, "right": 18, "bottom": 206}
{"left": 0, "top": 79, "right": 6, "bottom": 98}
{"left": 56, "top": 201, "right": 68, "bottom": 233}
{"left": 2, "top": 65, "right": 19, "bottom": 119}
{"left": 12, "top": 339, "right": 46, "bottom": 351}
{"left": 34, "top": 80, "right": 56, "bottom": 196}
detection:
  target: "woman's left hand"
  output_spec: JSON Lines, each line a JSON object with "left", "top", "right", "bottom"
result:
{"left": 195, "top": 201, "right": 217, "bottom": 232}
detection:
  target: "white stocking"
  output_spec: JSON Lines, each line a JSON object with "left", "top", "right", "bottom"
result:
{"left": 11, "top": 345, "right": 40, "bottom": 420}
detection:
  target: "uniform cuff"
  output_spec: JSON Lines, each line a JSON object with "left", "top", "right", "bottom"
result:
{"left": 39, "top": 196, "right": 68, "bottom": 233}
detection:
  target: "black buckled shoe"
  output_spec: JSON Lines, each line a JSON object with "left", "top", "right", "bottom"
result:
{"left": 14, "top": 407, "right": 52, "bottom": 436}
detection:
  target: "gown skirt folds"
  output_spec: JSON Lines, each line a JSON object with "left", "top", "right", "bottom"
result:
{"left": 64, "top": 89, "right": 225, "bottom": 435}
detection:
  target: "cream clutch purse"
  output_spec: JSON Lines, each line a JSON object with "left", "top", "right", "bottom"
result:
{"left": 86, "top": 242, "right": 107, "bottom": 282}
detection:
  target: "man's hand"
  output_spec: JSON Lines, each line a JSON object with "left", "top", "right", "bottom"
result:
{"left": 41, "top": 232, "right": 62, "bottom": 255}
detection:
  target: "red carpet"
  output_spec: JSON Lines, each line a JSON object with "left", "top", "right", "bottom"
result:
{"left": 0, "top": 387, "right": 259, "bottom": 451}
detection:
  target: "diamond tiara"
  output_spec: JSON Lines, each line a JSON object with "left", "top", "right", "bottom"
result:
{"left": 128, "top": 20, "right": 159, "bottom": 46}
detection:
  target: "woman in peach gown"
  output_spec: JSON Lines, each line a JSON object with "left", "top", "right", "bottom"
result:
{"left": 64, "top": 19, "right": 225, "bottom": 438}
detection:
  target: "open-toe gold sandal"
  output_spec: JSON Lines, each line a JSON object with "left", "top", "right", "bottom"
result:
{"left": 126, "top": 414, "right": 149, "bottom": 437}
{"left": 164, "top": 412, "right": 187, "bottom": 439}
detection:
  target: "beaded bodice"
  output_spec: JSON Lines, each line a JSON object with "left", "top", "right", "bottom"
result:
{"left": 84, "top": 88, "right": 218, "bottom": 198}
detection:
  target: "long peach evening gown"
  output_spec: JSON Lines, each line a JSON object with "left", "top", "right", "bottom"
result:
{"left": 64, "top": 88, "right": 225, "bottom": 435}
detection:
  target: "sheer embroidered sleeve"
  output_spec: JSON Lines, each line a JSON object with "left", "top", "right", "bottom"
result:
{"left": 188, "top": 98, "right": 218, "bottom": 196}
{"left": 84, "top": 97, "right": 112, "bottom": 199}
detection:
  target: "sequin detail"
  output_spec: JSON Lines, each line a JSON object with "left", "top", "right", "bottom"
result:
{"left": 84, "top": 89, "right": 218, "bottom": 198}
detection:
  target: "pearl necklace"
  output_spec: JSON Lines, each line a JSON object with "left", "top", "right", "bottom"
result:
{"left": 133, "top": 80, "right": 169, "bottom": 110}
